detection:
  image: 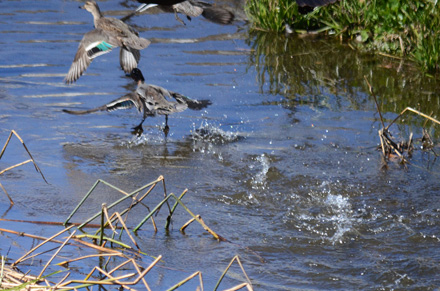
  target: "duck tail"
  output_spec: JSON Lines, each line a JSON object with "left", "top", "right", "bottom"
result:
{"left": 184, "top": 97, "right": 212, "bottom": 110}
{"left": 170, "top": 91, "right": 212, "bottom": 110}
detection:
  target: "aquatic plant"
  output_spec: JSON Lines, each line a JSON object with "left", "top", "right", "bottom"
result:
{"left": 1, "top": 176, "right": 253, "bottom": 290}
{"left": 245, "top": 0, "right": 440, "bottom": 72}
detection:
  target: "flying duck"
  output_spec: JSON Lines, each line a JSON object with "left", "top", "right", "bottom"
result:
{"left": 65, "top": 0, "right": 151, "bottom": 84}
{"left": 123, "top": 0, "right": 234, "bottom": 25}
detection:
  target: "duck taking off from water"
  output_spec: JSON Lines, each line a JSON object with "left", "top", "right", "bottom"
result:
{"left": 123, "top": 0, "right": 234, "bottom": 25}
{"left": 64, "top": 1, "right": 151, "bottom": 84}
{"left": 63, "top": 68, "right": 212, "bottom": 136}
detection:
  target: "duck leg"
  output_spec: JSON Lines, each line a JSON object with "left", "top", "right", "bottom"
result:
{"left": 131, "top": 117, "right": 145, "bottom": 136}
{"left": 163, "top": 115, "right": 170, "bottom": 137}
{"left": 173, "top": 7, "right": 186, "bottom": 25}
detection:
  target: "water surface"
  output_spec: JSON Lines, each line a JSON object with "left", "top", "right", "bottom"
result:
{"left": 1, "top": 0, "right": 440, "bottom": 290}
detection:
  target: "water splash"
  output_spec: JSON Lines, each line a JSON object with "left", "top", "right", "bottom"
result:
{"left": 250, "top": 153, "right": 270, "bottom": 190}
{"left": 190, "top": 121, "right": 242, "bottom": 145}
{"left": 324, "top": 193, "right": 354, "bottom": 244}
{"left": 189, "top": 121, "right": 243, "bottom": 158}
{"left": 121, "top": 130, "right": 167, "bottom": 147}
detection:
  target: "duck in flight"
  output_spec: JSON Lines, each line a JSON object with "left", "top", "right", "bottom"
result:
{"left": 65, "top": 1, "right": 151, "bottom": 84}
{"left": 63, "top": 68, "right": 212, "bottom": 136}
{"left": 122, "top": 0, "right": 234, "bottom": 25}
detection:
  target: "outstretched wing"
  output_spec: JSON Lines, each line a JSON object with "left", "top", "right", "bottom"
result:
{"left": 64, "top": 29, "right": 116, "bottom": 84}
{"left": 62, "top": 93, "right": 143, "bottom": 115}
{"left": 106, "top": 92, "right": 142, "bottom": 112}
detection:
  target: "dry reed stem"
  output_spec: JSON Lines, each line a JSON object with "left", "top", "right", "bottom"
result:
{"left": 56, "top": 253, "right": 121, "bottom": 267}
{"left": 114, "top": 211, "right": 140, "bottom": 249}
{"left": 214, "top": 256, "right": 253, "bottom": 291}
{"left": 68, "top": 237, "right": 123, "bottom": 254}
{"left": 96, "top": 266, "right": 137, "bottom": 290}
{"left": 385, "top": 107, "right": 440, "bottom": 131}
{"left": 0, "top": 256, "right": 5, "bottom": 287}
{"left": 134, "top": 193, "right": 226, "bottom": 242}
{"left": 0, "top": 217, "right": 124, "bottom": 228}
{"left": 52, "top": 271, "right": 71, "bottom": 290}
{"left": 12, "top": 225, "right": 75, "bottom": 267}
{"left": 103, "top": 203, "right": 116, "bottom": 233}
{"left": 0, "top": 130, "right": 48, "bottom": 183}
{"left": 180, "top": 216, "right": 197, "bottom": 232}
{"left": 65, "top": 176, "right": 164, "bottom": 229}
{"left": 0, "top": 159, "right": 32, "bottom": 176}
{"left": 0, "top": 182, "right": 13, "bottom": 205}
{"left": 17, "top": 246, "right": 62, "bottom": 265}
{"left": 56, "top": 272, "right": 135, "bottom": 289}
{"left": 130, "top": 258, "right": 152, "bottom": 291}
{"left": 73, "top": 234, "right": 132, "bottom": 249}
{"left": 0, "top": 130, "right": 48, "bottom": 205}
{"left": 166, "top": 271, "right": 203, "bottom": 291}
{"left": 364, "top": 76, "right": 385, "bottom": 129}
{"left": 364, "top": 76, "right": 439, "bottom": 165}
{"left": 222, "top": 282, "right": 253, "bottom": 291}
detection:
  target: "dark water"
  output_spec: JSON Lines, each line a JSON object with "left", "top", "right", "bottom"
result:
{"left": 1, "top": 0, "right": 440, "bottom": 290}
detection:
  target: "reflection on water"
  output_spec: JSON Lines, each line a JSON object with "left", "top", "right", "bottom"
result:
{"left": 247, "top": 31, "right": 440, "bottom": 126}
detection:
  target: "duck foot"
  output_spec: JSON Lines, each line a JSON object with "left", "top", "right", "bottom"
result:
{"left": 131, "top": 124, "right": 144, "bottom": 136}
{"left": 163, "top": 125, "right": 169, "bottom": 138}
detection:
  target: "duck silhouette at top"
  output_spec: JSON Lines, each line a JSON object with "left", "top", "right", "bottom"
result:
{"left": 123, "top": 0, "right": 234, "bottom": 25}
{"left": 63, "top": 68, "right": 211, "bottom": 136}
{"left": 65, "top": 1, "right": 151, "bottom": 84}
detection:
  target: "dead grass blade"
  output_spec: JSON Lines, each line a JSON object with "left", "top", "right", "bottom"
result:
{"left": 0, "top": 130, "right": 48, "bottom": 183}
{"left": 134, "top": 193, "right": 227, "bottom": 241}
{"left": 213, "top": 256, "right": 253, "bottom": 291}
{"left": 38, "top": 229, "right": 77, "bottom": 278}
{"left": 64, "top": 176, "right": 164, "bottom": 228}
{"left": 0, "top": 130, "right": 48, "bottom": 205}
{"left": 12, "top": 225, "right": 75, "bottom": 267}
{"left": 166, "top": 271, "right": 203, "bottom": 291}
{"left": 364, "top": 76, "right": 440, "bottom": 167}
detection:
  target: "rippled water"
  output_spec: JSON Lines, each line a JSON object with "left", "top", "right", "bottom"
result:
{"left": 1, "top": 0, "right": 440, "bottom": 290}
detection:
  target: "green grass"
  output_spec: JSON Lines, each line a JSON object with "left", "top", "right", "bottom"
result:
{"left": 245, "top": 0, "right": 440, "bottom": 73}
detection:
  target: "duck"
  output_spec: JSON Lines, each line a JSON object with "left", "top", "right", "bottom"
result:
{"left": 63, "top": 68, "right": 212, "bottom": 136}
{"left": 122, "top": 0, "right": 234, "bottom": 25}
{"left": 65, "top": 0, "right": 151, "bottom": 84}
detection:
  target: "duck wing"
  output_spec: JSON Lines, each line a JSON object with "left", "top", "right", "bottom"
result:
{"left": 173, "top": 1, "right": 203, "bottom": 17}
{"left": 64, "top": 29, "right": 117, "bottom": 84}
{"left": 120, "top": 47, "right": 140, "bottom": 73}
{"left": 62, "top": 92, "right": 144, "bottom": 115}
{"left": 97, "top": 17, "right": 151, "bottom": 50}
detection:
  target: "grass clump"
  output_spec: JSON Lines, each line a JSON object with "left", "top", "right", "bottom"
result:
{"left": 245, "top": 0, "right": 440, "bottom": 73}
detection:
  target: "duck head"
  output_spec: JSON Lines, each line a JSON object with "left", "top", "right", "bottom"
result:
{"left": 131, "top": 68, "right": 145, "bottom": 84}
{"left": 81, "top": 1, "right": 101, "bottom": 16}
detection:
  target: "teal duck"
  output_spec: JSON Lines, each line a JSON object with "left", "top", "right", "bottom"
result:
{"left": 124, "top": 0, "right": 234, "bottom": 25}
{"left": 65, "top": 1, "right": 151, "bottom": 84}
{"left": 63, "top": 68, "right": 211, "bottom": 136}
